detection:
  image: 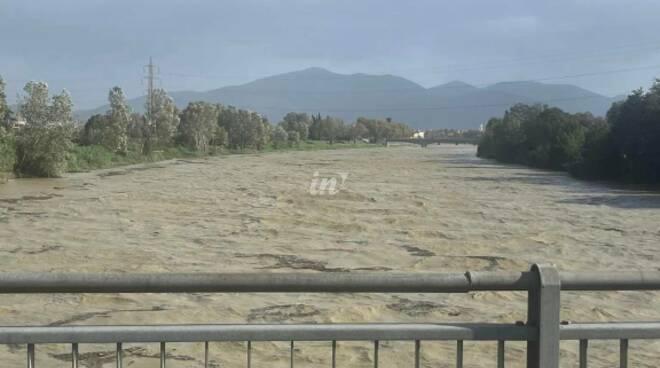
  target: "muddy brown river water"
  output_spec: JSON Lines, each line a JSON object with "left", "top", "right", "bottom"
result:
{"left": 0, "top": 144, "right": 659, "bottom": 367}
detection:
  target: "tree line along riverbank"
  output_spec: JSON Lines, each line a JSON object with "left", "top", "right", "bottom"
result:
{"left": 477, "top": 79, "right": 660, "bottom": 185}
{"left": 0, "top": 76, "right": 412, "bottom": 181}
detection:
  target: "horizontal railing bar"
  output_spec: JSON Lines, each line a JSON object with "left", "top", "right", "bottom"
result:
{"left": 7, "top": 322, "right": 657, "bottom": 343}
{"left": 560, "top": 272, "right": 660, "bottom": 291}
{"left": 0, "top": 271, "right": 658, "bottom": 294}
{"left": 4, "top": 322, "right": 659, "bottom": 344}
{"left": 0, "top": 323, "right": 536, "bottom": 344}
{"left": 465, "top": 271, "right": 535, "bottom": 290}
{"left": 560, "top": 322, "right": 660, "bottom": 340}
{"left": 0, "top": 272, "right": 522, "bottom": 293}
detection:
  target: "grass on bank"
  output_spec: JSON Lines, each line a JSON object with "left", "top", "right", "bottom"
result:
{"left": 65, "top": 145, "right": 204, "bottom": 173}
{"left": 64, "top": 140, "right": 376, "bottom": 173}
{"left": 1, "top": 140, "right": 376, "bottom": 178}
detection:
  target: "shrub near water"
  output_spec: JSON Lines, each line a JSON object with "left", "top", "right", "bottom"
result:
{"left": 14, "top": 124, "right": 72, "bottom": 177}
{"left": 66, "top": 145, "right": 118, "bottom": 172}
{"left": 13, "top": 82, "right": 75, "bottom": 178}
{"left": 0, "top": 129, "right": 15, "bottom": 181}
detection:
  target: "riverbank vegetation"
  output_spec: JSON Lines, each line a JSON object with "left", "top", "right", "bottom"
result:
{"left": 477, "top": 79, "right": 660, "bottom": 185}
{"left": 0, "top": 75, "right": 412, "bottom": 180}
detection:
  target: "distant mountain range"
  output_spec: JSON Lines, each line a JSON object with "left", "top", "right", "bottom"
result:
{"left": 76, "top": 67, "right": 624, "bottom": 130}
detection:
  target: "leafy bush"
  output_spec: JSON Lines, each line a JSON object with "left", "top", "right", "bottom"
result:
{"left": 271, "top": 126, "right": 288, "bottom": 149}
{"left": 14, "top": 124, "right": 72, "bottom": 177}
{"left": 218, "top": 106, "right": 270, "bottom": 150}
{"left": 0, "top": 129, "right": 16, "bottom": 181}
{"left": 287, "top": 130, "right": 300, "bottom": 146}
{"left": 66, "top": 144, "right": 116, "bottom": 172}
{"left": 279, "top": 112, "right": 309, "bottom": 140}
{"left": 178, "top": 101, "right": 219, "bottom": 152}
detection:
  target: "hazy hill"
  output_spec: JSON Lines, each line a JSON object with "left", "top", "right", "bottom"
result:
{"left": 483, "top": 81, "right": 615, "bottom": 116}
{"left": 76, "top": 67, "right": 621, "bottom": 129}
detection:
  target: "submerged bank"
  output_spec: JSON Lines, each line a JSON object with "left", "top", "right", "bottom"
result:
{"left": 0, "top": 140, "right": 375, "bottom": 181}
{"left": 66, "top": 141, "right": 375, "bottom": 173}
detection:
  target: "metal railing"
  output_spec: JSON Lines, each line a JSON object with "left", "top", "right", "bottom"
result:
{"left": 0, "top": 264, "right": 659, "bottom": 368}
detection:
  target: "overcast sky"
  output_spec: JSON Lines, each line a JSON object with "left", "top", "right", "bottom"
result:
{"left": 2, "top": 0, "right": 660, "bottom": 109}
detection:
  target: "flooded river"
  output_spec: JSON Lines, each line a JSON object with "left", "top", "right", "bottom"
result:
{"left": 0, "top": 144, "right": 659, "bottom": 367}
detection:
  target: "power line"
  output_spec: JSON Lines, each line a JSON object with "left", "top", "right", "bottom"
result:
{"left": 158, "top": 64, "right": 660, "bottom": 95}
{"left": 231, "top": 94, "right": 619, "bottom": 114}
{"left": 7, "top": 48, "right": 657, "bottom": 110}
{"left": 4, "top": 40, "right": 660, "bottom": 90}
{"left": 529, "top": 65, "right": 660, "bottom": 83}
{"left": 154, "top": 64, "right": 660, "bottom": 97}
{"left": 158, "top": 41, "right": 660, "bottom": 81}
{"left": 4, "top": 41, "right": 660, "bottom": 98}
{"left": 378, "top": 41, "right": 660, "bottom": 75}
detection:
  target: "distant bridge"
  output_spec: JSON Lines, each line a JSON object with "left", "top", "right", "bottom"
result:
{"left": 389, "top": 137, "right": 480, "bottom": 146}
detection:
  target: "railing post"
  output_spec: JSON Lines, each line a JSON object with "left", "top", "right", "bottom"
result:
{"left": 619, "top": 339, "right": 628, "bottom": 368}
{"left": 116, "top": 342, "right": 122, "bottom": 368}
{"left": 27, "top": 343, "right": 35, "bottom": 368}
{"left": 526, "top": 264, "right": 560, "bottom": 368}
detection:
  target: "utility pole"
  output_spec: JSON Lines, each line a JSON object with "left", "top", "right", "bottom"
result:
{"left": 144, "top": 57, "right": 157, "bottom": 122}
{"left": 142, "top": 57, "right": 159, "bottom": 154}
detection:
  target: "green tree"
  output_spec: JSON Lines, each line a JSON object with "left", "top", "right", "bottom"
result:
{"left": 358, "top": 117, "right": 389, "bottom": 143}
{"left": 49, "top": 89, "right": 74, "bottom": 124}
{"left": 287, "top": 130, "right": 300, "bottom": 147}
{"left": 479, "top": 104, "right": 590, "bottom": 171}
{"left": 320, "top": 116, "right": 344, "bottom": 144}
{"left": 0, "top": 127, "right": 15, "bottom": 181}
{"left": 212, "top": 125, "right": 228, "bottom": 148}
{"left": 525, "top": 108, "right": 585, "bottom": 169}
{"left": 478, "top": 103, "right": 543, "bottom": 163}
{"left": 271, "top": 126, "right": 288, "bottom": 149}
{"left": 178, "top": 101, "right": 219, "bottom": 152}
{"left": 254, "top": 113, "right": 270, "bottom": 150}
{"left": 385, "top": 121, "right": 414, "bottom": 140}
{"left": 309, "top": 113, "right": 322, "bottom": 140}
{"left": 218, "top": 107, "right": 269, "bottom": 150}
{"left": 279, "top": 112, "right": 309, "bottom": 140}
{"left": 14, "top": 124, "right": 72, "bottom": 177}
{"left": 146, "top": 88, "right": 179, "bottom": 151}
{"left": 349, "top": 121, "right": 368, "bottom": 143}
{"left": 0, "top": 76, "right": 14, "bottom": 180}
{"left": 15, "top": 83, "right": 73, "bottom": 177}
{"left": 80, "top": 87, "right": 131, "bottom": 153}
{"left": 353, "top": 117, "right": 413, "bottom": 143}
{"left": 106, "top": 87, "right": 130, "bottom": 153}
{"left": 568, "top": 118, "right": 618, "bottom": 180}
{"left": 0, "top": 75, "right": 11, "bottom": 128}
{"left": 82, "top": 114, "right": 110, "bottom": 146}
{"left": 19, "top": 81, "right": 50, "bottom": 127}
{"left": 605, "top": 81, "right": 660, "bottom": 183}
{"left": 218, "top": 106, "right": 240, "bottom": 148}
